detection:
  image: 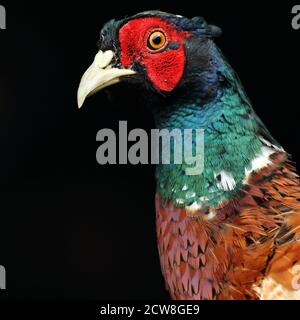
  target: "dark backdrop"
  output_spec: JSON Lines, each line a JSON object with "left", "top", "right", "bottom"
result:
{"left": 0, "top": 0, "right": 299, "bottom": 299}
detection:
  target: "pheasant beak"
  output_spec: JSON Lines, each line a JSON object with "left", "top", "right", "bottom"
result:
{"left": 77, "top": 50, "right": 136, "bottom": 108}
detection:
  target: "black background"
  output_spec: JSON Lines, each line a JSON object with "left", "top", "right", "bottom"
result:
{"left": 0, "top": 0, "right": 299, "bottom": 300}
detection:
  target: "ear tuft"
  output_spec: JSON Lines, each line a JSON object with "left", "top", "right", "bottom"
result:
{"left": 206, "top": 24, "right": 223, "bottom": 38}
{"left": 192, "top": 16, "right": 208, "bottom": 29}
{"left": 192, "top": 16, "right": 222, "bottom": 38}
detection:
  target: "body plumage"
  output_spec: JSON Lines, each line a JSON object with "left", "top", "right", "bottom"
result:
{"left": 77, "top": 11, "right": 300, "bottom": 299}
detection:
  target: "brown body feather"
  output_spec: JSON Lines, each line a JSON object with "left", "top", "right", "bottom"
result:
{"left": 156, "top": 152, "right": 300, "bottom": 299}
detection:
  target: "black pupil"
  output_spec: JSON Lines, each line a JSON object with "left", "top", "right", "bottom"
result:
{"left": 152, "top": 35, "right": 162, "bottom": 45}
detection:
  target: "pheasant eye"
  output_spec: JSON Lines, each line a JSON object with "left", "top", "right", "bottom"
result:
{"left": 147, "top": 31, "right": 167, "bottom": 50}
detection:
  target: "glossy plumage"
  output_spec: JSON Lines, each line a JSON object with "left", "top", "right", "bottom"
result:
{"left": 156, "top": 152, "right": 300, "bottom": 299}
{"left": 78, "top": 11, "right": 300, "bottom": 300}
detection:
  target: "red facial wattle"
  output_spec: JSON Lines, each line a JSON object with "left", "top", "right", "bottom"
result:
{"left": 119, "top": 17, "right": 191, "bottom": 92}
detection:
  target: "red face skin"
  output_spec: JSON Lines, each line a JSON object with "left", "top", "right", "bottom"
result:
{"left": 119, "top": 17, "right": 191, "bottom": 92}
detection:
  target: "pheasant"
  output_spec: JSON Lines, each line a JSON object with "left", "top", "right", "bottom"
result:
{"left": 77, "top": 11, "right": 300, "bottom": 300}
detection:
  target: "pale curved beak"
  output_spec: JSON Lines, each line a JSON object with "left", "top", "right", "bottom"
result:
{"left": 77, "top": 50, "right": 136, "bottom": 108}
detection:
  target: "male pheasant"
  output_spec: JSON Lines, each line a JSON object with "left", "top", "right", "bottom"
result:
{"left": 77, "top": 11, "right": 300, "bottom": 300}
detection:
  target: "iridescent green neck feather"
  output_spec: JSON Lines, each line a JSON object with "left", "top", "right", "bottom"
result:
{"left": 153, "top": 43, "right": 279, "bottom": 208}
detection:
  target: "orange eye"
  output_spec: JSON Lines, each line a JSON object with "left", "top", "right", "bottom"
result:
{"left": 147, "top": 31, "right": 167, "bottom": 50}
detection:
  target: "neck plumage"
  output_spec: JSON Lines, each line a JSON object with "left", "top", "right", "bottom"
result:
{"left": 152, "top": 43, "right": 280, "bottom": 208}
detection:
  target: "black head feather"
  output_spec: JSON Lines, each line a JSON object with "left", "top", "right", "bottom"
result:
{"left": 98, "top": 10, "right": 222, "bottom": 51}
{"left": 129, "top": 11, "right": 222, "bottom": 38}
